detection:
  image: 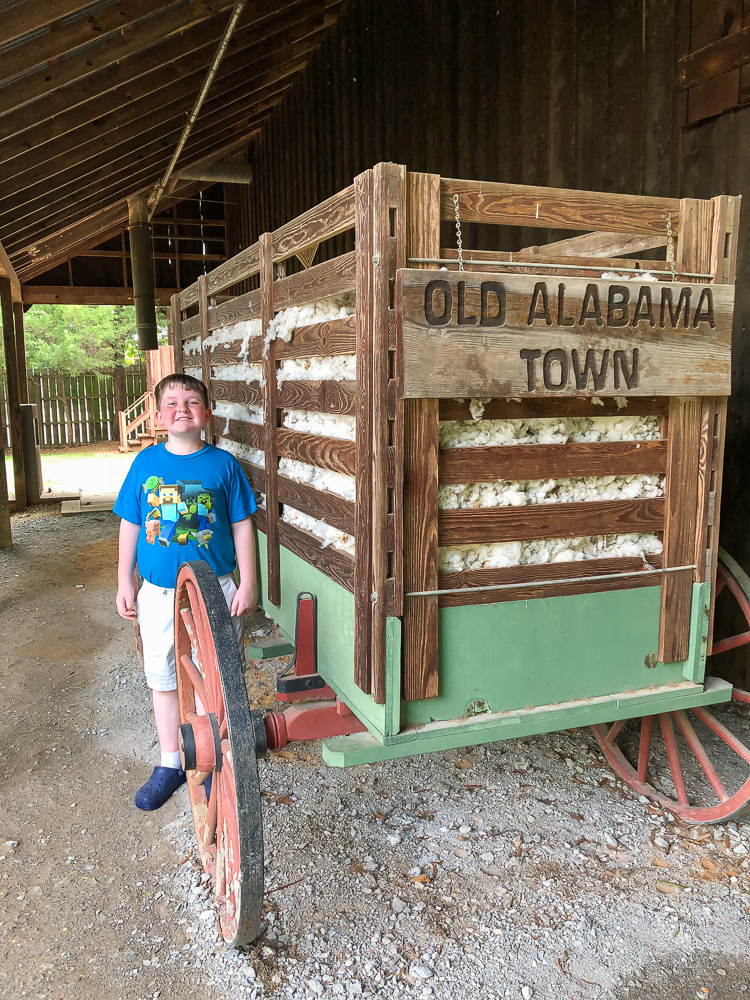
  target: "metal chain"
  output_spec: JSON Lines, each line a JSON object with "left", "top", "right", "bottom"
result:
{"left": 453, "top": 193, "right": 464, "bottom": 272}
{"left": 666, "top": 213, "right": 676, "bottom": 282}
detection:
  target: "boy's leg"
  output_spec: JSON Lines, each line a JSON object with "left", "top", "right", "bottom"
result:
{"left": 134, "top": 580, "right": 186, "bottom": 811}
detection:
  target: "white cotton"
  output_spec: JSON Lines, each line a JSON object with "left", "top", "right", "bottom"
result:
{"left": 438, "top": 474, "right": 664, "bottom": 510}
{"left": 212, "top": 362, "right": 263, "bottom": 382}
{"left": 600, "top": 271, "right": 659, "bottom": 282}
{"left": 264, "top": 294, "right": 355, "bottom": 355}
{"left": 278, "top": 458, "right": 356, "bottom": 501}
{"left": 182, "top": 365, "right": 202, "bottom": 380}
{"left": 203, "top": 318, "right": 262, "bottom": 359}
{"left": 439, "top": 415, "right": 660, "bottom": 449}
{"left": 183, "top": 336, "right": 201, "bottom": 356}
{"left": 439, "top": 533, "right": 663, "bottom": 572}
{"left": 277, "top": 354, "right": 356, "bottom": 383}
{"left": 212, "top": 401, "right": 263, "bottom": 425}
{"left": 215, "top": 436, "right": 264, "bottom": 467}
{"left": 281, "top": 506, "right": 355, "bottom": 556}
{"left": 281, "top": 409, "right": 356, "bottom": 442}
{"left": 469, "top": 398, "right": 491, "bottom": 422}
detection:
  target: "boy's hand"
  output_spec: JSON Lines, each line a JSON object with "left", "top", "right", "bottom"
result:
{"left": 116, "top": 582, "right": 138, "bottom": 621}
{"left": 231, "top": 580, "right": 257, "bottom": 618}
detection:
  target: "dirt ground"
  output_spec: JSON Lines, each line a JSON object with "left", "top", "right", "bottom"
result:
{"left": 5, "top": 442, "right": 135, "bottom": 499}
{"left": 2, "top": 507, "right": 750, "bottom": 1000}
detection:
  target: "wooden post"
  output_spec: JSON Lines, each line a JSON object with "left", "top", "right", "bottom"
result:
{"left": 354, "top": 169, "right": 374, "bottom": 694}
{"left": 0, "top": 276, "right": 25, "bottom": 511}
{"left": 197, "top": 274, "right": 212, "bottom": 442}
{"left": 658, "top": 198, "right": 712, "bottom": 663}
{"left": 0, "top": 381, "right": 10, "bottom": 547}
{"left": 171, "top": 294, "right": 184, "bottom": 375}
{"left": 371, "top": 162, "right": 406, "bottom": 704}
{"left": 13, "top": 303, "right": 28, "bottom": 405}
{"left": 260, "top": 232, "right": 280, "bottom": 606}
{"left": 402, "top": 173, "right": 441, "bottom": 700}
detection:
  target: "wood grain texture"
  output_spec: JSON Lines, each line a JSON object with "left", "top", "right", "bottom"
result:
{"left": 273, "top": 251, "right": 356, "bottom": 310}
{"left": 659, "top": 396, "right": 702, "bottom": 663}
{"left": 254, "top": 503, "right": 267, "bottom": 535}
{"left": 390, "top": 169, "right": 408, "bottom": 621}
{"left": 354, "top": 168, "right": 374, "bottom": 695}
{"left": 399, "top": 269, "right": 733, "bottom": 398}
{"left": 211, "top": 379, "right": 263, "bottom": 407}
{"left": 437, "top": 246, "right": 676, "bottom": 279}
{"left": 694, "top": 398, "right": 715, "bottom": 584}
{"left": 260, "top": 233, "right": 280, "bottom": 606}
{"left": 678, "top": 24, "right": 750, "bottom": 91}
{"left": 272, "top": 183, "right": 355, "bottom": 262}
{"left": 403, "top": 171, "right": 441, "bottom": 702}
{"left": 439, "top": 440, "right": 667, "bottom": 483}
{"left": 236, "top": 458, "right": 266, "bottom": 498}
{"left": 198, "top": 275, "right": 211, "bottom": 418}
{"left": 278, "top": 519, "right": 355, "bottom": 593}
{"left": 439, "top": 498, "right": 665, "bottom": 545}
{"left": 227, "top": 418, "right": 265, "bottom": 452}
{"left": 439, "top": 396, "right": 669, "bottom": 421}
{"left": 276, "top": 379, "right": 356, "bottom": 415}
{"left": 276, "top": 427, "right": 355, "bottom": 476}
{"left": 171, "top": 294, "right": 183, "bottom": 375}
{"left": 441, "top": 177, "right": 682, "bottom": 235}
{"left": 180, "top": 314, "right": 201, "bottom": 340}
{"left": 275, "top": 316, "right": 356, "bottom": 358}
{"left": 207, "top": 288, "right": 261, "bottom": 333}
{"left": 438, "top": 555, "right": 664, "bottom": 607}
{"left": 0, "top": 276, "right": 25, "bottom": 509}
{"left": 207, "top": 340, "right": 252, "bottom": 368}
{"left": 277, "top": 475, "right": 355, "bottom": 535}
{"left": 521, "top": 231, "right": 668, "bottom": 258}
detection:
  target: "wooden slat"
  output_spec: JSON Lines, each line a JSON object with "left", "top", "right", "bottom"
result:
{"left": 207, "top": 341, "right": 252, "bottom": 368}
{"left": 439, "top": 440, "right": 668, "bottom": 484}
{"left": 0, "top": 277, "right": 25, "bottom": 509}
{"left": 276, "top": 428, "right": 355, "bottom": 476}
{"left": 678, "top": 24, "right": 750, "bottom": 91}
{"left": 403, "top": 172, "right": 441, "bottom": 702}
{"left": 278, "top": 475, "right": 355, "bottom": 535}
{"left": 171, "top": 294, "right": 183, "bottom": 375}
{"left": 275, "top": 316, "right": 356, "bottom": 358}
{"left": 4, "top": 0, "right": 100, "bottom": 46}
{"left": 198, "top": 273, "right": 211, "bottom": 406}
{"left": 260, "top": 233, "right": 280, "bottom": 606}
{"left": 694, "top": 397, "right": 715, "bottom": 584}
{"left": 276, "top": 379, "right": 356, "bottom": 415}
{"left": 441, "top": 177, "right": 683, "bottom": 235}
{"left": 273, "top": 183, "right": 355, "bottom": 262}
{"left": 520, "top": 231, "right": 668, "bottom": 258}
{"left": 236, "top": 458, "right": 266, "bottom": 497}
{"left": 438, "top": 247, "right": 680, "bottom": 280}
{"left": 438, "top": 555, "right": 664, "bottom": 608}
{"left": 439, "top": 396, "right": 669, "bottom": 421}
{"left": 354, "top": 168, "right": 374, "bottom": 695}
{"left": 227, "top": 418, "right": 265, "bottom": 452}
{"left": 273, "top": 251, "right": 356, "bottom": 310}
{"left": 207, "top": 289, "right": 261, "bottom": 332}
{"left": 180, "top": 314, "right": 201, "bottom": 341}
{"left": 278, "top": 519, "right": 354, "bottom": 593}
{"left": 254, "top": 503, "right": 267, "bottom": 535}
{"left": 183, "top": 246, "right": 258, "bottom": 309}
{"left": 211, "top": 379, "right": 263, "bottom": 407}
{"left": 439, "top": 498, "right": 665, "bottom": 545}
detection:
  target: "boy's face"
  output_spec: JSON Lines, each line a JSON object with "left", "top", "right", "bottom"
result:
{"left": 156, "top": 386, "right": 210, "bottom": 440}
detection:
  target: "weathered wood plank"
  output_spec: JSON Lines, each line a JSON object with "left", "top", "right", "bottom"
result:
{"left": 227, "top": 418, "right": 265, "bottom": 452}
{"left": 273, "top": 183, "right": 355, "bottom": 262}
{"left": 439, "top": 498, "right": 665, "bottom": 545}
{"left": 180, "top": 314, "right": 201, "bottom": 341}
{"left": 236, "top": 458, "right": 266, "bottom": 498}
{"left": 171, "top": 294, "right": 183, "bottom": 375}
{"left": 278, "top": 519, "right": 354, "bottom": 593}
{"left": 678, "top": 24, "right": 750, "bottom": 90}
{"left": 261, "top": 233, "right": 280, "bottom": 606}
{"left": 403, "top": 171, "right": 441, "bottom": 702}
{"left": 207, "top": 341, "right": 253, "bottom": 368}
{"left": 0, "top": 276, "right": 26, "bottom": 509}
{"left": 276, "top": 428, "right": 356, "bottom": 476}
{"left": 441, "top": 177, "right": 683, "bottom": 235}
{"left": 520, "top": 231, "right": 668, "bottom": 258}
{"left": 439, "top": 396, "right": 669, "bottom": 421}
{"left": 211, "top": 379, "right": 263, "bottom": 407}
{"left": 438, "top": 247, "right": 676, "bottom": 279}
{"left": 439, "top": 440, "right": 668, "bottom": 484}
{"left": 273, "top": 251, "right": 356, "bottom": 310}
{"left": 207, "top": 288, "right": 261, "bottom": 332}
{"left": 354, "top": 168, "right": 374, "bottom": 695}
{"left": 275, "top": 316, "right": 356, "bottom": 358}
{"left": 438, "top": 555, "right": 664, "bottom": 607}
{"left": 399, "top": 270, "right": 733, "bottom": 398}
{"left": 276, "top": 379, "right": 356, "bottom": 415}
{"left": 277, "top": 475, "right": 355, "bottom": 535}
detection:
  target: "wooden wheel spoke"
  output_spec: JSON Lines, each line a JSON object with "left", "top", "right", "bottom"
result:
{"left": 675, "top": 711, "right": 728, "bottom": 802}
{"left": 637, "top": 715, "right": 654, "bottom": 784}
{"left": 658, "top": 714, "right": 689, "bottom": 806}
{"left": 180, "top": 653, "right": 209, "bottom": 710}
{"left": 692, "top": 706, "right": 750, "bottom": 765}
{"left": 606, "top": 719, "right": 627, "bottom": 744}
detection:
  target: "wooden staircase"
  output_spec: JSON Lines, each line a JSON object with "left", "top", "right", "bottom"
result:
{"left": 118, "top": 344, "right": 174, "bottom": 453}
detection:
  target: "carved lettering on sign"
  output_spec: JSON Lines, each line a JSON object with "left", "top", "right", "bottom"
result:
{"left": 520, "top": 347, "right": 639, "bottom": 392}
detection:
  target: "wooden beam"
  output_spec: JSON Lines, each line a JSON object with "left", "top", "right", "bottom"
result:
{"left": 12, "top": 303, "right": 28, "bottom": 406}
{"left": 260, "top": 233, "right": 280, "bottom": 605}
{"left": 0, "top": 0, "right": 340, "bottom": 145}
{"left": 21, "top": 286, "right": 181, "bottom": 306}
{"left": 3, "top": 0, "right": 99, "bottom": 46}
{"left": 0, "top": 277, "right": 26, "bottom": 510}
{"left": 520, "top": 231, "right": 668, "bottom": 258}
{"left": 0, "top": 242, "right": 22, "bottom": 303}
{"left": 678, "top": 24, "right": 750, "bottom": 91}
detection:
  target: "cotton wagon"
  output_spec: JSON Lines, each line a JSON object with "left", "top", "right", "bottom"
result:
{"left": 169, "top": 164, "right": 750, "bottom": 946}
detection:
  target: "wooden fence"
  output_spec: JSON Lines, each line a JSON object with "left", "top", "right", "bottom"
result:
{"left": 0, "top": 366, "right": 147, "bottom": 448}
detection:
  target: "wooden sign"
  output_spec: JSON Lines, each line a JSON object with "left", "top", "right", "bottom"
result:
{"left": 397, "top": 269, "right": 734, "bottom": 398}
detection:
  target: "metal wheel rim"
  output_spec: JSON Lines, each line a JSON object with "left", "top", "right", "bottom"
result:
{"left": 175, "top": 560, "right": 264, "bottom": 947}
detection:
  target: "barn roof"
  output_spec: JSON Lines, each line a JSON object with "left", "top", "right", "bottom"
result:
{"left": 0, "top": 0, "right": 342, "bottom": 285}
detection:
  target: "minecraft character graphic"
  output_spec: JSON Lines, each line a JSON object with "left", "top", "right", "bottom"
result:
{"left": 142, "top": 480, "right": 188, "bottom": 547}
{"left": 188, "top": 491, "right": 217, "bottom": 534}
{"left": 141, "top": 476, "right": 218, "bottom": 550}
{"left": 145, "top": 518, "right": 161, "bottom": 544}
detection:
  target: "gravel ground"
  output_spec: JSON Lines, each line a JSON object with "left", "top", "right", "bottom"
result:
{"left": 2, "top": 508, "right": 750, "bottom": 1000}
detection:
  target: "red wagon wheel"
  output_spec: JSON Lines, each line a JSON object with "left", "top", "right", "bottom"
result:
{"left": 592, "top": 551, "right": 750, "bottom": 825}
{"left": 174, "top": 561, "right": 265, "bottom": 947}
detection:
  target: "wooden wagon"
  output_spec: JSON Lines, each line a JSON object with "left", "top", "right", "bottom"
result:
{"left": 169, "top": 164, "right": 750, "bottom": 946}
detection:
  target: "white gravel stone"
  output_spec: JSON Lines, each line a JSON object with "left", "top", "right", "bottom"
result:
{"left": 409, "top": 963, "right": 433, "bottom": 980}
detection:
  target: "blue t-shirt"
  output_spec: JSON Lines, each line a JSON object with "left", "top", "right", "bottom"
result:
{"left": 114, "top": 443, "right": 257, "bottom": 588}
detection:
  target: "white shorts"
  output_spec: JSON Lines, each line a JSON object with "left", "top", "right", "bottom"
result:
{"left": 136, "top": 575, "right": 244, "bottom": 692}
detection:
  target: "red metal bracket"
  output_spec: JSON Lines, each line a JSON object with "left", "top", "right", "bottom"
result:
{"left": 276, "top": 592, "right": 336, "bottom": 702}
{"left": 264, "top": 699, "right": 368, "bottom": 750}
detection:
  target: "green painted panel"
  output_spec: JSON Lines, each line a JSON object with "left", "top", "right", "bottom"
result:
{"left": 255, "top": 532, "right": 390, "bottom": 736}
{"left": 402, "top": 585, "right": 703, "bottom": 727}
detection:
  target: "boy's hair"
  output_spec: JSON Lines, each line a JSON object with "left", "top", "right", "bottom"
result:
{"left": 154, "top": 373, "right": 209, "bottom": 410}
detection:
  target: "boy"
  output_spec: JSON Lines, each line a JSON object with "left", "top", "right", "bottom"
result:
{"left": 114, "top": 374, "right": 257, "bottom": 810}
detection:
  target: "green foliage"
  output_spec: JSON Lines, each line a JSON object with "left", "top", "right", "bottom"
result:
{"left": 1, "top": 304, "right": 168, "bottom": 376}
